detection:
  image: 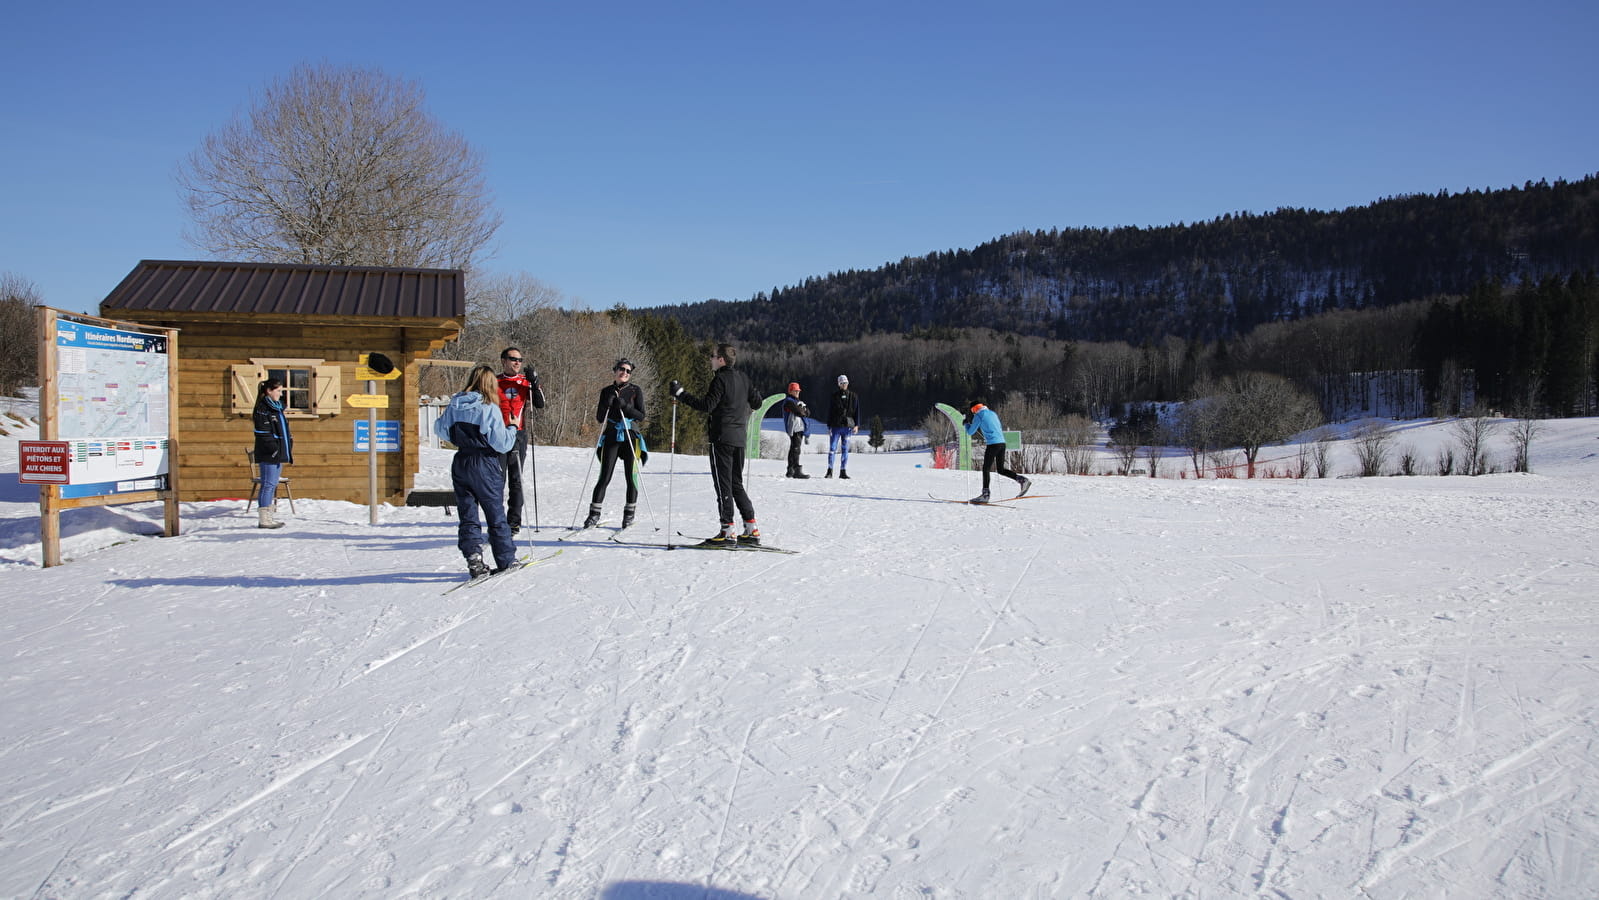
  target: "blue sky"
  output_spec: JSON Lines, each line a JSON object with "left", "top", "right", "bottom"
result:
{"left": 5, "top": 0, "right": 1596, "bottom": 316}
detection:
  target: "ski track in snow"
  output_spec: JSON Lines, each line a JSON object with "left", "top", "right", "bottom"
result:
{"left": 1, "top": 416, "right": 1598, "bottom": 897}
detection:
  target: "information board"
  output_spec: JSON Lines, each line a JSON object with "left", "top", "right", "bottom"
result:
{"left": 55, "top": 320, "right": 170, "bottom": 440}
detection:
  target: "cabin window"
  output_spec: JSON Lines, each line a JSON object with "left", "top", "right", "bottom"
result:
{"left": 267, "top": 366, "right": 313, "bottom": 412}
{"left": 230, "top": 359, "right": 342, "bottom": 416}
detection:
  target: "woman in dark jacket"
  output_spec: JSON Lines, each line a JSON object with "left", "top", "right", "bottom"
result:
{"left": 252, "top": 378, "right": 293, "bottom": 529}
{"left": 583, "top": 358, "right": 647, "bottom": 529}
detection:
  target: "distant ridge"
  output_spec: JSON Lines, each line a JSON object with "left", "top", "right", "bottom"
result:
{"left": 652, "top": 175, "right": 1599, "bottom": 345}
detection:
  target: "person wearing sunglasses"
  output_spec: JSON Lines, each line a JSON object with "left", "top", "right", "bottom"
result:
{"left": 669, "top": 343, "right": 763, "bottom": 545}
{"left": 497, "top": 347, "right": 545, "bottom": 534}
{"left": 583, "top": 358, "right": 647, "bottom": 530}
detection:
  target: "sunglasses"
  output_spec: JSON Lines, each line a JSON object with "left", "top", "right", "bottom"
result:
{"left": 614, "top": 366, "right": 633, "bottom": 374}
{"left": 503, "top": 356, "right": 524, "bottom": 363}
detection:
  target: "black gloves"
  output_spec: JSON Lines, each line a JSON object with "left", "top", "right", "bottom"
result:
{"left": 669, "top": 380, "right": 682, "bottom": 396}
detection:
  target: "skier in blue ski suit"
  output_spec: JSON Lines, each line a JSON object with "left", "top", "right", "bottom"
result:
{"left": 964, "top": 400, "right": 1030, "bottom": 503}
{"left": 434, "top": 366, "right": 519, "bottom": 576}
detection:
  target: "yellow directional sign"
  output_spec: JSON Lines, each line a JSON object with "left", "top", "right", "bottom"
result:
{"left": 347, "top": 393, "right": 390, "bottom": 408}
{"left": 356, "top": 353, "right": 402, "bottom": 380}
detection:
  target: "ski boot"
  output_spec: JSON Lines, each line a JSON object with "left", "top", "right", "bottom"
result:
{"left": 466, "top": 554, "right": 491, "bottom": 578}
{"left": 738, "top": 521, "right": 761, "bottom": 546}
{"left": 1015, "top": 476, "right": 1031, "bottom": 498}
{"left": 839, "top": 468, "right": 850, "bottom": 479}
{"left": 582, "top": 504, "right": 601, "bottom": 529}
{"left": 706, "top": 524, "right": 739, "bottom": 548}
{"left": 824, "top": 468, "right": 833, "bottom": 478}
{"left": 969, "top": 490, "right": 991, "bottom": 505}
{"left": 621, "top": 504, "right": 636, "bottom": 529}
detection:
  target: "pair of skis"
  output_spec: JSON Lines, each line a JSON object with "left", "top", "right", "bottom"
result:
{"left": 929, "top": 493, "right": 1054, "bottom": 508}
{"left": 562, "top": 522, "right": 800, "bottom": 554}
{"left": 441, "top": 548, "right": 564, "bottom": 594}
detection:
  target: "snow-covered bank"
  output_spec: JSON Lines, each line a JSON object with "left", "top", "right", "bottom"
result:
{"left": 1, "top": 413, "right": 1597, "bottom": 898}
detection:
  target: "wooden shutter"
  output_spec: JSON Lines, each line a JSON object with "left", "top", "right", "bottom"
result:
{"left": 311, "top": 365, "right": 343, "bottom": 414}
{"left": 230, "top": 364, "right": 266, "bottom": 414}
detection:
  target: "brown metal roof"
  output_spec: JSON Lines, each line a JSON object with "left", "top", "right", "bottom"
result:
{"left": 99, "top": 260, "right": 465, "bottom": 319}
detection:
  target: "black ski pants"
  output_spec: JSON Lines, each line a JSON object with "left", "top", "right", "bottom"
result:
{"left": 787, "top": 432, "right": 804, "bottom": 474}
{"left": 708, "top": 441, "right": 755, "bottom": 527}
{"left": 591, "top": 435, "right": 639, "bottom": 505}
{"left": 502, "top": 427, "right": 530, "bottom": 528}
{"left": 981, "top": 442, "right": 1020, "bottom": 492}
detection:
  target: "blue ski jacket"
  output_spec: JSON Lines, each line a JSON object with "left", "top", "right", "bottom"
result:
{"left": 434, "top": 391, "right": 517, "bottom": 455}
{"left": 964, "top": 404, "right": 1005, "bottom": 444}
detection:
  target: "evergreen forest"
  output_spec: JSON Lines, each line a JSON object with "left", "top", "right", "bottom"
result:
{"left": 641, "top": 177, "right": 1599, "bottom": 427}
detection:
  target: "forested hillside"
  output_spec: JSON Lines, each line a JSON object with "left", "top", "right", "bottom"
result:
{"left": 656, "top": 176, "right": 1599, "bottom": 345}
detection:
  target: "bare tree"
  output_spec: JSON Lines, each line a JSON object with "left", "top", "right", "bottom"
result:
{"left": 1507, "top": 376, "right": 1544, "bottom": 474}
{"left": 1507, "top": 416, "right": 1543, "bottom": 473}
{"left": 441, "top": 272, "right": 566, "bottom": 366}
{"left": 0, "top": 273, "right": 42, "bottom": 398}
{"left": 1450, "top": 407, "right": 1500, "bottom": 476}
{"left": 1353, "top": 420, "right": 1395, "bottom": 477}
{"left": 1059, "top": 414, "right": 1097, "bottom": 476}
{"left": 179, "top": 63, "right": 501, "bottom": 270}
{"left": 1174, "top": 393, "right": 1224, "bottom": 478}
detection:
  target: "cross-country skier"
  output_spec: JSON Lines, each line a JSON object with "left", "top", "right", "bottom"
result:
{"left": 583, "top": 358, "right": 647, "bottom": 529}
{"left": 435, "top": 365, "right": 519, "bottom": 577}
{"left": 670, "top": 343, "right": 763, "bottom": 545}
{"left": 964, "top": 397, "right": 1031, "bottom": 504}
{"left": 497, "top": 347, "right": 545, "bottom": 534}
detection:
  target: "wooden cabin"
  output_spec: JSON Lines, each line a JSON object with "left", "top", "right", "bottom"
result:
{"left": 100, "top": 260, "right": 464, "bottom": 505}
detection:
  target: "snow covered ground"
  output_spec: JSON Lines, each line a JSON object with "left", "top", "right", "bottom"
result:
{"left": 2, "top": 397, "right": 1598, "bottom": 899}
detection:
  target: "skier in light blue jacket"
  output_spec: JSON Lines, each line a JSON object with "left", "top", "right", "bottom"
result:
{"left": 964, "top": 398, "right": 1030, "bottom": 504}
{"left": 434, "top": 365, "right": 519, "bottom": 577}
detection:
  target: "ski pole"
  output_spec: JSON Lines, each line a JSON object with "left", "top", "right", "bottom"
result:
{"left": 528, "top": 430, "right": 539, "bottom": 534}
{"left": 667, "top": 398, "right": 677, "bottom": 550}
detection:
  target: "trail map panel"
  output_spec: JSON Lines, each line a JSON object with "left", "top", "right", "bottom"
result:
{"left": 53, "top": 320, "right": 172, "bottom": 497}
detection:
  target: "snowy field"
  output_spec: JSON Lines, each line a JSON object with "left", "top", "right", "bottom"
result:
{"left": 2, "top": 397, "right": 1598, "bottom": 899}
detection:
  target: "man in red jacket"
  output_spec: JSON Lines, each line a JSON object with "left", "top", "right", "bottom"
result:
{"left": 497, "top": 347, "right": 545, "bottom": 533}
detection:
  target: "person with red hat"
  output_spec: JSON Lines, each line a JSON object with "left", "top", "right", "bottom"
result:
{"left": 781, "top": 381, "right": 812, "bottom": 478}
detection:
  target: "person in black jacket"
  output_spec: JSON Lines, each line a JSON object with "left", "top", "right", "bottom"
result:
{"left": 252, "top": 378, "right": 293, "bottom": 530}
{"left": 825, "top": 374, "right": 861, "bottom": 479}
{"left": 583, "top": 358, "right": 647, "bottom": 529}
{"left": 670, "top": 343, "right": 763, "bottom": 545}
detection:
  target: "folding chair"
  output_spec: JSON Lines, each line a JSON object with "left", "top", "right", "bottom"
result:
{"left": 245, "top": 449, "right": 296, "bottom": 513}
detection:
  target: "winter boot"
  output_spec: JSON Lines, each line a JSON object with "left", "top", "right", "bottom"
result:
{"left": 582, "top": 503, "right": 601, "bottom": 529}
{"left": 1015, "top": 476, "right": 1032, "bottom": 498}
{"left": 825, "top": 468, "right": 833, "bottom": 478}
{"left": 739, "top": 520, "right": 761, "bottom": 546}
{"left": 969, "top": 490, "right": 991, "bottom": 505}
{"left": 839, "top": 468, "right": 850, "bottom": 480}
{"left": 466, "top": 553, "right": 491, "bottom": 578}
{"left": 257, "top": 505, "right": 284, "bottom": 529}
{"left": 621, "top": 503, "right": 636, "bottom": 529}
{"left": 793, "top": 467, "right": 810, "bottom": 479}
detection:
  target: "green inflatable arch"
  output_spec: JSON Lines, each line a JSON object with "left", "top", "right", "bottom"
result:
{"left": 933, "top": 402, "right": 973, "bottom": 470}
{"left": 746, "top": 393, "right": 788, "bottom": 458}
